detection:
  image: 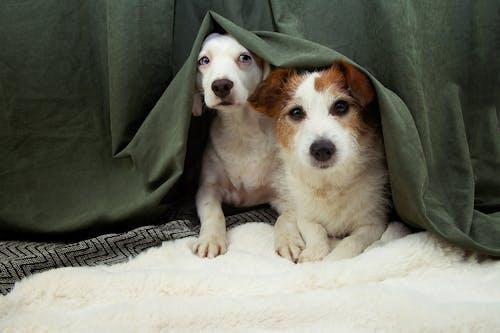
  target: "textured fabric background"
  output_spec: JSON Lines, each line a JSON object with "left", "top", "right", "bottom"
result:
{"left": 0, "top": 2, "right": 499, "bottom": 256}
{"left": 0, "top": 206, "right": 278, "bottom": 295}
{"left": 3, "top": 223, "right": 500, "bottom": 332}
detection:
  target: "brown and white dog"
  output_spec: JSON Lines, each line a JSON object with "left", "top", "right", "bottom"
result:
{"left": 191, "top": 33, "right": 278, "bottom": 258}
{"left": 249, "top": 61, "right": 389, "bottom": 262}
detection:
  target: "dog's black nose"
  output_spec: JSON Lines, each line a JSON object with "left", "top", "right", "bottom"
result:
{"left": 310, "top": 140, "right": 336, "bottom": 162}
{"left": 211, "top": 79, "right": 234, "bottom": 98}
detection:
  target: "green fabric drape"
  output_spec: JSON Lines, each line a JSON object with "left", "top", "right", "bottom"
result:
{"left": 1, "top": 2, "right": 499, "bottom": 256}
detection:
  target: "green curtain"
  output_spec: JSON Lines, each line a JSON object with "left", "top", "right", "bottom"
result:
{"left": 1, "top": 1, "right": 499, "bottom": 256}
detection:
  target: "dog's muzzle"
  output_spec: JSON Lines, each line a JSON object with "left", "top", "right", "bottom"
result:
{"left": 310, "top": 139, "right": 336, "bottom": 164}
{"left": 211, "top": 79, "right": 234, "bottom": 99}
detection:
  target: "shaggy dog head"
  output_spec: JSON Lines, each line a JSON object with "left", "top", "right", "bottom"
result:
{"left": 192, "top": 33, "right": 270, "bottom": 116}
{"left": 249, "top": 61, "right": 379, "bottom": 171}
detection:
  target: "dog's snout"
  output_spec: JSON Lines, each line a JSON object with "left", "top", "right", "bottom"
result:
{"left": 310, "top": 140, "right": 336, "bottom": 162}
{"left": 211, "top": 79, "right": 234, "bottom": 98}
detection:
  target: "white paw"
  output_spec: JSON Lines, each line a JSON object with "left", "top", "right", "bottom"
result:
{"left": 275, "top": 231, "right": 305, "bottom": 263}
{"left": 298, "top": 245, "right": 330, "bottom": 263}
{"left": 324, "top": 243, "right": 358, "bottom": 261}
{"left": 276, "top": 242, "right": 304, "bottom": 263}
{"left": 192, "top": 236, "right": 227, "bottom": 258}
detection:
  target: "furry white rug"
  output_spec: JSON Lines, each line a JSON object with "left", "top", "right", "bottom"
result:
{"left": 1, "top": 222, "right": 499, "bottom": 333}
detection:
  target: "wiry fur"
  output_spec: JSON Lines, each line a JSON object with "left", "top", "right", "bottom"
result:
{"left": 191, "top": 33, "right": 277, "bottom": 258}
{"left": 249, "top": 61, "right": 389, "bottom": 262}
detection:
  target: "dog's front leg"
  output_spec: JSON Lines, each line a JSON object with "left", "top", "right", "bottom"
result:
{"left": 297, "top": 218, "right": 331, "bottom": 263}
{"left": 325, "top": 223, "right": 387, "bottom": 261}
{"left": 274, "top": 211, "right": 304, "bottom": 263}
{"left": 192, "top": 184, "right": 227, "bottom": 258}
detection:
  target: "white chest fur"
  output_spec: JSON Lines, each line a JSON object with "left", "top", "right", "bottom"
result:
{"left": 282, "top": 155, "right": 388, "bottom": 237}
{"left": 204, "top": 107, "right": 278, "bottom": 205}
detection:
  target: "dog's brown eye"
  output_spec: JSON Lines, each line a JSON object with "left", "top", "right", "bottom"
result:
{"left": 288, "top": 107, "right": 305, "bottom": 121}
{"left": 331, "top": 100, "right": 349, "bottom": 116}
{"left": 238, "top": 54, "right": 252, "bottom": 64}
{"left": 198, "top": 56, "right": 210, "bottom": 66}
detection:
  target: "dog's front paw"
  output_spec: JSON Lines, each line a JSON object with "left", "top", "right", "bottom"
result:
{"left": 298, "top": 245, "right": 330, "bottom": 263}
{"left": 275, "top": 230, "right": 305, "bottom": 263}
{"left": 324, "top": 240, "right": 360, "bottom": 261}
{"left": 276, "top": 240, "right": 304, "bottom": 263}
{"left": 192, "top": 236, "right": 227, "bottom": 258}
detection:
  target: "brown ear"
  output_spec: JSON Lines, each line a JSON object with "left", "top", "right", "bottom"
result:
{"left": 192, "top": 72, "right": 203, "bottom": 116}
{"left": 192, "top": 91, "right": 203, "bottom": 116}
{"left": 248, "top": 68, "right": 295, "bottom": 118}
{"left": 335, "top": 61, "right": 375, "bottom": 107}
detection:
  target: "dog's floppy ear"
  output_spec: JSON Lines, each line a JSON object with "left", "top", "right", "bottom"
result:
{"left": 192, "top": 92, "right": 203, "bottom": 116}
{"left": 252, "top": 52, "right": 271, "bottom": 80}
{"left": 261, "top": 62, "right": 271, "bottom": 80}
{"left": 192, "top": 73, "right": 204, "bottom": 116}
{"left": 248, "top": 68, "right": 295, "bottom": 118}
{"left": 335, "top": 61, "right": 375, "bottom": 107}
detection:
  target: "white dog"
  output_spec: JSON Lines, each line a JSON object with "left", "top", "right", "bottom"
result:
{"left": 191, "top": 33, "right": 278, "bottom": 258}
{"left": 249, "top": 61, "right": 389, "bottom": 262}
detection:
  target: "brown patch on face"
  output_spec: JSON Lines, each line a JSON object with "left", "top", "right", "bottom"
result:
{"left": 248, "top": 68, "right": 295, "bottom": 117}
{"left": 274, "top": 114, "right": 297, "bottom": 149}
{"left": 314, "top": 65, "right": 346, "bottom": 93}
{"left": 336, "top": 61, "right": 376, "bottom": 107}
{"left": 316, "top": 61, "right": 379, "bottom": 141}
{"left": 340, "top": 104, "right": 375, "bottom": 139}
{"left": 248, "top": 68, "right": 306, "bottom": 150}
{"left": 316, "top": 61, "right": 375, "bottom": 106}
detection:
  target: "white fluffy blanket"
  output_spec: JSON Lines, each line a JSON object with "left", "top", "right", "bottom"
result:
{"left": 1, "top": 222, "right": 500, "bottom": 333}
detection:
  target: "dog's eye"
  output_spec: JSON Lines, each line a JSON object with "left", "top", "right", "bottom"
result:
{"left": 288, "top": 107, "right": 306, "bottom": 121}
{"left": 238, "top": 53, "right": 252, "bottom": 64}
{"left": 197, "top": 56, "right": 210, "bottom": 66}
{"left": 331, "top": 100, "right": 349, "bottom": 116}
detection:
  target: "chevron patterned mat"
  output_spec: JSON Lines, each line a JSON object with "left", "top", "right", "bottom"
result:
{"left": 0, "top": 206, "right": 278, "bottom": 295}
